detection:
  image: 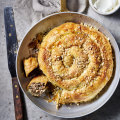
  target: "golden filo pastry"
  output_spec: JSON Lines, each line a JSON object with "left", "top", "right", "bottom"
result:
{"left": 24, "top": 57, "right": 38, "bottom": 77}
{"left": 38, "top": 22, "right": 113, "bottom": 105}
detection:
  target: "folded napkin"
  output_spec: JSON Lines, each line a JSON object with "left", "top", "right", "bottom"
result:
{"left": 14, "top": 0, "right": 87, "bottom": 43}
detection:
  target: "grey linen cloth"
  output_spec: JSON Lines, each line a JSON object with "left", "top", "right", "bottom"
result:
{"left": 13, "top": 0, "right": 87, "bottom": 43}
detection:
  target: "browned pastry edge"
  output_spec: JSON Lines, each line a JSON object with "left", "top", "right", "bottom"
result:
{"left": 24, "top": 57, "right": 38, "bottom": 77}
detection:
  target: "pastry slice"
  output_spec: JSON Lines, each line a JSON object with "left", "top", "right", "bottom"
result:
{"left": 24, "top": 57, "right": 38, "bottom": 77}
{"left": 27, "top": 76, "right": 48, "bottom": 97}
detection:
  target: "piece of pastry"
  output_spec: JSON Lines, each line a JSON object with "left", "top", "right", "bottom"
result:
{"left": 27, "top": 75, "right": 48, "bottom": 96}
{"left": 24, "top": 57, "right": 38, "bottom": 77}
{"left": 38, "top": 22, "right": 113, "bottom": 105}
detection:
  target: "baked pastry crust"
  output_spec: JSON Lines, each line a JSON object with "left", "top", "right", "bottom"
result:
{"left": 24, "top": 57, "right": 38, "bottom": 77}
{"left": 38, "top": 22, "right": 113, "bottom": 104}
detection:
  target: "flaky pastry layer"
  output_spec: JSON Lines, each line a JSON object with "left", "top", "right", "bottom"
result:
{"left": 38, "top": 22, "right": 113, "bottom": 104}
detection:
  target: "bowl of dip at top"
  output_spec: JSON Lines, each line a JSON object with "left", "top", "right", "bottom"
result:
{"left": 89, "top": 0, "right": 120, "bottom": 15}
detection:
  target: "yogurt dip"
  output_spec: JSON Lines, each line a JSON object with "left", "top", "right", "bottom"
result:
{"left": 92, "top": 0, "right": 119, "bottom": 13}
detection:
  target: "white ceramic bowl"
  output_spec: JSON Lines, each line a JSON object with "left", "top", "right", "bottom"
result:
{"left": 89, "top": 0, "right": 120, "bottom": 15}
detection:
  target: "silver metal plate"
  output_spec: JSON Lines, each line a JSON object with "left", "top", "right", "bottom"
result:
{"left": 16, "top": 12, "right": 120, "bottom": 118}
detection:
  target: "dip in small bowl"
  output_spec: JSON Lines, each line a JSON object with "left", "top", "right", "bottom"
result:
{"left": 89, "top": 0, "right": 120, "bottom": 15}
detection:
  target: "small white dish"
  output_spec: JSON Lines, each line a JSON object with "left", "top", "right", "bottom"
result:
{"left": 89, "top": 0, "right": 120, "bottom": 15}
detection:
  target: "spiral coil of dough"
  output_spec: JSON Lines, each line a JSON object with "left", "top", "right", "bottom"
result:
{"left": 38, "top": 22, "right": 113, "bottom": 104}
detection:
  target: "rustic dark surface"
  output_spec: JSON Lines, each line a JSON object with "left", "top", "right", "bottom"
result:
{"left": 0, "top": 0, "right": 120, "bottom": 120}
